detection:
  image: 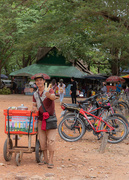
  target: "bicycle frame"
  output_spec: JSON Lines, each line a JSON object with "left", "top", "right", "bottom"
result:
{"left": 79, "top": 108, "right": 115, "bottom": 133}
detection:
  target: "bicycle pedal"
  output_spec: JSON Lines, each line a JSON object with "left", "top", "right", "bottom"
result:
{"left": 111, "top": 131, "right": 116, "bottom": 135}
{"left": 113, "top": 124, "right": 119, "bottom": 128}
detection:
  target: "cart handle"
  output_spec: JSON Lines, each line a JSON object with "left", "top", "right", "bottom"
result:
{"left": 28, "top": 112, "right": 33, "bottom": 137}
{"left": 7, "top": 107, "right": 11, "bottom": 139}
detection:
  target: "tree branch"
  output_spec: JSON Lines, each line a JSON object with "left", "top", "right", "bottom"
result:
{"left": 13, "top": 0, "right": 28, "bottom": 9}
{"left": 2, "top": 43, "right": 14, "bottom": 57}
{"left": 40, "top": 0, "right": 48, "bottom": 9}
{"left": 1, "top": 51, "right": 14, "bottom": 68}
{"left": 99, "top": 11, "right": 129, "bottom": 30}
{"left": 16, "top": 58, "right": 22, "bottom": 69}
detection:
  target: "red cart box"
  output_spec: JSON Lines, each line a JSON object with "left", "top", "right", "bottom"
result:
{"left": 4, "top": 110, "right": 39, "bottom": 135}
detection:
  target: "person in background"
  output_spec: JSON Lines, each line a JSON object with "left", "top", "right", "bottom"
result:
{"left": 32, "top": 74, "right": 58, "bottom": 168}
{"left": 11, "top": 79, "right": 17, "bottom": 94}
{"left": 125, "top": 86, "right": 129, "bottom": 96}
{"left": 101, "top": 82, "right": 107, "bottom": 94}
{"left": 70, "top": 77, "right": 77, "bottom": 104}
{"left": 58, "top": 79, "right": 65, "bottom": 105}
{"left": 82, "top": 83, "right": 87, "bottom": 97}
{"left": 116, "top": 81, "right": 122, "bottom": 94}
{"left": 47, "top": 79, "right": 57, "bottom": 95}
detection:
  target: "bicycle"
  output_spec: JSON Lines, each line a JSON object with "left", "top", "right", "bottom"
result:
{"left": 60, "top": 93, "right": 129, "bottom": 128}
{"left": 98, "top": 92, "right": 129, "bottom": 118}
{"left": 58, "top": 101, "right": 128, "bottom": 143}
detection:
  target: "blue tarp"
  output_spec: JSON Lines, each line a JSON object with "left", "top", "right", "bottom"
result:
{"left": 0, "top": 74, "right": 8, "bottom": 79}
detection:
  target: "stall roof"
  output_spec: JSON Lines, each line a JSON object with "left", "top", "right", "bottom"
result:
{"left": 82, "top": 74, "right": 107, "bottom": 80}
{"left": 10, "top": 64, "right": 87, "bottom": 78}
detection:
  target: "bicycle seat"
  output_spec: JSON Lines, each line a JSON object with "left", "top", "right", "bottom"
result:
{"left": 77, "top": 94, "right": 99, "bottom": 104}
{"left": 62, "top": 103, "right": 81, "bottom": 112}
{"left": 100, "top": 105, "right": 110, "bottom": 109}
{"left": 62, "top": 103, "right": 80, "bottom": 108}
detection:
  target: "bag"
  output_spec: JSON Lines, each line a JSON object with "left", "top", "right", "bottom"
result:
{"left": 46, "top": 115, "right": 57, "bottom": 130}
{"left": 41, "top": 112, "right": 57, "bottom": 130}
{"left": 60, "top": 87, "right": 63, "bottom": 93}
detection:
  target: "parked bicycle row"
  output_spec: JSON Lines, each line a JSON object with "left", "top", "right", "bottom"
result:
{"left": 58, "top": 92, "right": 129, "bottom": 144}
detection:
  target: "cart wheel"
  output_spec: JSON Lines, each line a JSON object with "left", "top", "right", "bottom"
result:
{"left": 35, "top": 140, "right": 43, "bottom": 163}
{"left": 3, "top": 139, "right": 13, "bottom": 161}
{"left": 16, "top": 153, "right": 21, "bottom": 166}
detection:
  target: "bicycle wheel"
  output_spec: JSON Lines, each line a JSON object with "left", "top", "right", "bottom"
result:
{"left": 115, "top": 101, "right": 129, "bottom": 117}
{"left": 58, "top": 115, "right": 85, "bottom": 142}
{"left": 63, "top": 113, "right": 76, "bottom": 129}
{"left": 101, "top": 116, "right": 128, "bottom": 143}
{"left": 109, "top": 113, "right": 129, "bottom": 128}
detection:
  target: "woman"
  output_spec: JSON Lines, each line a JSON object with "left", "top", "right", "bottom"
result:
{"left": 58, "top": 79, "right": 65, "bottom": 105}
{"left": 47, "top": 79, "right": 57, "bottom": 94}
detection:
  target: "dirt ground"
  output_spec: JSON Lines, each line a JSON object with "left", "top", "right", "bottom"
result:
{"left": 0, "top": 94, "right": 129, "bottom": 180}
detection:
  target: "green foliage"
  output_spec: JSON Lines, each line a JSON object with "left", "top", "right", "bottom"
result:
{"left": 0, "top": 87, "right": 11, "bottom": 95}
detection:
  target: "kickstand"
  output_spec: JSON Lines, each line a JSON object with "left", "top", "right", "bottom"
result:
{"left": 97, "top": 134, "right": 103, "bottom": 140}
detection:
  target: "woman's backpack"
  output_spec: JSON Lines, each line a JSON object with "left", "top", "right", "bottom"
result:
{"left": 59, "top": 86, "right": 64, "bottom": 93}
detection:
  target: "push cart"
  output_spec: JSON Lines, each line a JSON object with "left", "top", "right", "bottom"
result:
{"left": 3, "top": 108, "right": 43, "bottom": 166}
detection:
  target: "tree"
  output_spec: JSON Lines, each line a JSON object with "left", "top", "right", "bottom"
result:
{"left": 1, "top": 0, "right": 129, "bottom": 77}
{"left": 0, "top": 0, "right": 45, "bottom": 78}
{"left": 32, "top": 0, "right": 129, "bottom": 75}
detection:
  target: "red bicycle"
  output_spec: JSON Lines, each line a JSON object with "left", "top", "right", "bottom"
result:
{"left": 58, "top": 102, "right": 128, "bottom": 143}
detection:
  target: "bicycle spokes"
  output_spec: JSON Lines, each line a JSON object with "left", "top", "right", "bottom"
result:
{"left": 61, "top": 117, "right": 84, "bottom": 139}
{"left": 102, "top": 117, "right": 127, "bottom": 143}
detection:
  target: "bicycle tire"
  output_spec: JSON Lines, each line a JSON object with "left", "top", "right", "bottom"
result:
{"left": 108, "top": 113, "right": 129, "bottom": 128}
{"left": 100, "top": 116, "right": 128, "bottom": 144}
{"left": 63, "top": 113, "right": 77, "bottom": 129}
{"left": 119, "top": 101, "right": 129, "bottom": 110}
{"left": 58, "top": 115, "right": 86, "bottom": 142}
{"left": 114, "top": 101, "right": 129, "bottom": 117}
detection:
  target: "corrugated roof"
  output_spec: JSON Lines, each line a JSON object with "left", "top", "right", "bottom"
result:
{"left": 10, "top": 64, "right": 87, "bottom": 78}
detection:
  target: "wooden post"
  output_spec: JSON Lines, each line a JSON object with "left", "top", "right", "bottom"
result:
{"left": 99, "top": 132, "right": 109, "bottom": 153}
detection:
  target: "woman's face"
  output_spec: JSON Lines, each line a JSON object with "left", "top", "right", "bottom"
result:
{"left": 35, "top": 78, "right": 45, "bottom": 88}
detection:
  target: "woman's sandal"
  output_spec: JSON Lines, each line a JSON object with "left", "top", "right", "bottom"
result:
{"left": 47, "top": 163, "right": 54, "bottom": 168}
{"left": 38, "top": 161, "right": 48, "bottom": 165}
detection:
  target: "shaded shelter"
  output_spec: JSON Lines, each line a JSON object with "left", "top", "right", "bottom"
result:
{"left": 83, "top": 74, "right": 107, "bottom": 80}
{"left": 10, "top": 64, "right": 87, "bottom": 78}
{"left": 10, "top": 47, "right": 90, "bottom": 95}
{"left": 10, "top": 47, "right": 88, "bottom": 79}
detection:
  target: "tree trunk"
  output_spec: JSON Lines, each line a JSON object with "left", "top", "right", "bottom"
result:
{"left": 99, "top": 132, "right": 109, "bottom": 153}
{"left": 98, "top": 66, "right": 100, "bottom": 73}
{"left": 110, "top": 48, "right": 119, "bottom": 75}
{"left": 111, "top": 60, "right": 118, "bottom": 75}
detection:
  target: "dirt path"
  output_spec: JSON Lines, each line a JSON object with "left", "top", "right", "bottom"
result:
{"left": 0, "top": 94, "right": 129, "bottom": 180}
